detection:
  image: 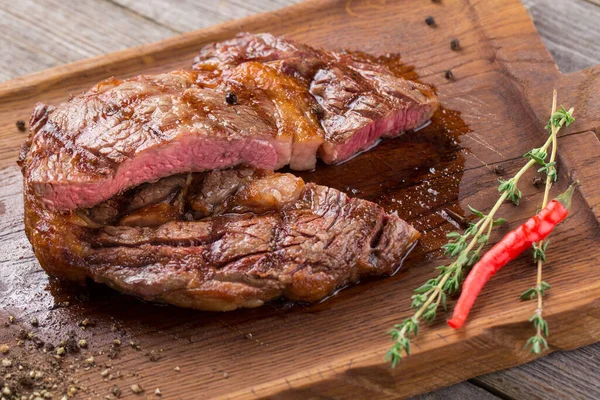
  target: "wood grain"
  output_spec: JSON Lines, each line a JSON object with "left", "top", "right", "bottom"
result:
{"left": 522, "top": 0, "right": 600, "bottom": 73}
{"left": 1, "top": 0, "right": 600, "bottom": 399}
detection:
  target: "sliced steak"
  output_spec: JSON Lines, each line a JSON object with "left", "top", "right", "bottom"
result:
{"left": 24, "top": 169, "right": 419, "bottom": 311}
{"left": 19, "top": 72, "right": 282, "bottom": 211}
{"left": 193, "top": 32, "right": 439, "bottom": 163}
{"left": 20, "top": 33, "right": 438, "bottom": 211}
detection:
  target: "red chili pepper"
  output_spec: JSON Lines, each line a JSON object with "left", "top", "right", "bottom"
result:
{"left": 447, "top": 183, "right": 577, "bottom": 329}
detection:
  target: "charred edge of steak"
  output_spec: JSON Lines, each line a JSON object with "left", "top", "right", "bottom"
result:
{"left": 24, "top": 169, "right": 419, "bottom": 311}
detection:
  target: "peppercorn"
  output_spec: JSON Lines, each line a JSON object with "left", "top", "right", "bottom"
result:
{"left": 16, "top": 120, "right": 26, "bottom": 132}
{"left": 444, "top": 69, "right": 454, "bottom": 80}
{"left": 225, "top": 92, "right": 237, "bottom": 105}
{"left": 311, "top": 104, "right": 324, "bottom": 118}
{"left": 494, "top": 165, "right": 506, "bottom": 175}
{"left": 532, "top": 176, "right": 544, "bottom": 188}
{"left": 425, "top": 16, "right": 435, "bottom": 26}
{"left": 450, "top": 38, "right": 461, "bottom": 51}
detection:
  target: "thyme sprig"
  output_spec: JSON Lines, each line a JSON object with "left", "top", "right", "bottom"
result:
{"left": 386, "top": 91, "right": 574, "bottom": 367}
{"left": 521, "top": 90, "right": 575, "bottom": 354}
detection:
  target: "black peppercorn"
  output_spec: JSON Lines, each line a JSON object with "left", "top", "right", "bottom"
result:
{"left": 532, "top": 176, "right": 544, "bottom": 188}
{"left": 311, "top": 104, "right": 324, "bottom": 118}
{"left": 494, "top": 165, "right": 505, "bottom": 176}
{"left": 16, "top": 120, "right": 26, "bottom": 132}
{"left": 444, "top": 69, "right": 454, "bottom": 80}
{"left": 425, "top": 16, "right": 435, "bottom": 26}
{"left": 450, "top": 38, "right": 461, "bottom": 51}
{"left": 225, "top": 92, "right": 237, "bottom": 105}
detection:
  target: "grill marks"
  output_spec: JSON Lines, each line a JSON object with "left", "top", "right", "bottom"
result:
{"left": 20, "top": 33, "right": 438, "bottom": 211}
{"left": 24, "top": 169, "right": 419, "bottom": 310}
{"left": 20, "top": 33, "right": 428, "bottom": 310}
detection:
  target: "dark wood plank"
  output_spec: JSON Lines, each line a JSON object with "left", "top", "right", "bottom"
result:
{"left": 474, "top": 344, "right": 600, "bottom": 400}
{"left": 111, "top": 0, "right": 303, "bottom": 33}
{"left": 416, "top": 382, "right": 501, "bottom": 400}
{"left": 522, "top": 0, "right": 600, "bottom": 73}
{"left": 0, "top": 0, "right": 175, "bottom": 81}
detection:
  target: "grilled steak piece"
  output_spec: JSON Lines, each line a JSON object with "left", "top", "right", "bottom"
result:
{"left": 193, "top": 33, "right": 439, "bottom": 163}
{"left": 24, "top": 169, "right": 419, "bottom": 311}
{"left": 19, "top": 33, "right": 438, "bottom": 211}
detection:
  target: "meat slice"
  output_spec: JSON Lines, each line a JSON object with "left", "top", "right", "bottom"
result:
{"left": 24, "top": 169, "right": 419, "bottom": 311}
{"left": 193, "top": 33, "right": 439, "bottom": 163}
{"left": 19, "top": 72, "right": 283, "bottom": 211}
{"left": 20, "top": 33, "right": 438, "bottom": 211}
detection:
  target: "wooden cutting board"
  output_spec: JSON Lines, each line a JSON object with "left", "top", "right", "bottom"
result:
{"left": 1, "top": 0, "right": 599, "bottom": 398}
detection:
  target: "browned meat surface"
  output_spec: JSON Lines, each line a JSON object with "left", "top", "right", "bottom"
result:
{"left": 193, "top": 33, "right": 439, "bottom": 164}
{"left": 24, "top": 169, "right": 419, "bottom": 311}
{"left": 19, "top": 33, "right": 438, "bottom": 212}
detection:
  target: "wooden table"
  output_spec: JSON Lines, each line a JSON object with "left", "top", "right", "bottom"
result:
{"left": 1, "top": 0, "right": 599, "bottom": 398}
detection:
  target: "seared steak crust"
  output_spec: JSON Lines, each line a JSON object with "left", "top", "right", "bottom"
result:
{"left": 193, "top": 33, "right": 439, "bottom": 163}
{"left": 20, "top": 33, "right": 438, "bottom": 211}
{"left": 24, "top": 170, "right": 419, "bottom": 311}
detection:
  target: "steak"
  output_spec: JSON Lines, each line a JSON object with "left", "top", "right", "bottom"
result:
{"left": 24, "top": 169, "right": 419, "bottom": 311}
{"left": 19, "top": 33, "right": 438, "bottom": 211}
{"left": 192, "top": 33, "right": 439, "bottom": 163}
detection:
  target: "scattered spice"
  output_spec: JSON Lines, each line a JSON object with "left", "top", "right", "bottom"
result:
{"left": 155, "top": 388, "right": 162, "bottom": 396}
{"left": 85, "top": 356, "right": 94, "bottom": 366}
{"left": 532, "top": 176, "right": 544, "bottom": 188}
{"left": 56, "top": 347, "right": 65, "bottom": 357}
{"left": 444, "top": 69, "right": 454, "bottom": 80}
{"left": 78, "top": 318, "right": 95, "bottom": 329}
{"left": 225, "top": 92, "right": 237, "bottom": 105}
{"left": 50, "top": 301, "right": 70, "bottom": 310}
{"left": 112, "top": 339, "right": 121, "bottom": 347}
{"left": 223, "top": 372, "right": 229, "bottom": 379}
{"left": 130, "top": 341, "right": 141, "bottom": 351}
{"left": 450, "top": 38, "right": 461, "bottom": 51}
{"left": 173, "top": 366, "right": 180, "bottom": 372}
{"left": 31, "top": 318, "right": 39, "bottom": 327}
{"left": 311, "top": 104, "right": 324, "bottom": 118}
{"left": 78, "top": 339, "right": 87, "bottom": 349}
{"left": 100, "top": 369, "right": 110, "bottom": 378}
{"left": 1, "top": 358, "right": 12, "bottom": 367}
{"left": 68, "top": 386, "right": 78, "bottom": 396}
{"left": 112, "top": 385, "right": 121, "bottom": 398}
{"left": 17, "top": 330, "right": 28, "bottom": 341}
{"left": 32, "top": 337, "right": 45, "bottom": 348}
{"left": 425, "top": 16, "right": 435, "bottom": 26}
{"left": 131, "top": 384, "right": 144, "bottom": 394}
{"left": 147, "top": 351, "right": 161, "bottom": 362}
{"left": 494, "top": 165, "right": 506, "bottom": 175}
{"left": 8, "top": 316, "right": 15, "bottom": 324}
{"left": 16, "top": 120, "right": 26, "bottom": 132}
{"left": 0, "top": 344, "right": 8, "bottom": 354}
